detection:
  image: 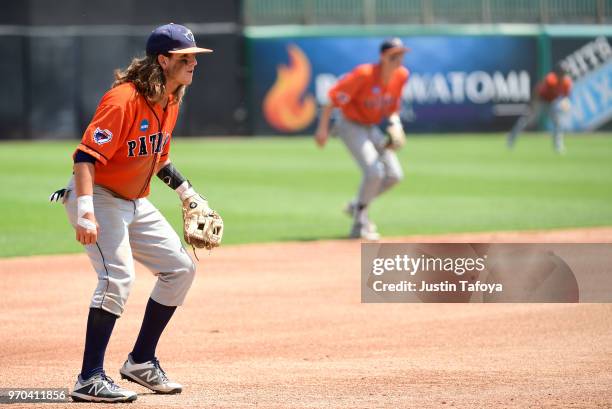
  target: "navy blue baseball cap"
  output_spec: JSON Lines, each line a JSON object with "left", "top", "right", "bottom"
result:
{"left": 380, "top": 37, "right": 410, "bottom": 55}
{"left": 146, "top": 23, "right": 213, "bottom": 56}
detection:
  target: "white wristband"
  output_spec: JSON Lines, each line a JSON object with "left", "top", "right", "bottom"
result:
{"left": 388, "top": 113, "right": 402, "bottom": 127}
{"left": 176, "top": 181, "right": 197, "bottom": 201}
{"left": 77, "top": 195, "right": 96, "bottom": 230}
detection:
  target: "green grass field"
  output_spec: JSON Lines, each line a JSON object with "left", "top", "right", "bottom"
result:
{"left": 1, "top": 133, "right": 611, "bottom": 258}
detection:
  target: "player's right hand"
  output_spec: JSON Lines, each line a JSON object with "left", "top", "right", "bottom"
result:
{"left": 76, "top": 212, "right": 99, "bottom": 245}
{"left": 315, "top": 127, "right": 328, "bottom": 148}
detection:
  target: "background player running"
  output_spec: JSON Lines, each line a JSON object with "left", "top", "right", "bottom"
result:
{"left": 315, "top": 38, "right": 410, "bottom": 240}
{"left": 54, "top": 23, "right": 219, "bottom": 403}
{"left": 507, "top": 65, "right": 573, "bottom": 153}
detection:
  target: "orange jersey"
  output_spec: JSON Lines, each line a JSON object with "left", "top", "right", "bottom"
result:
{"left": 75, "top": 83, "right": 179, "bottom": 200}
{"left": 537, "top": 73, "right": 573, "bottom": 102}
{"left": 328, "top": 63, "right": 409, "bottom": 125}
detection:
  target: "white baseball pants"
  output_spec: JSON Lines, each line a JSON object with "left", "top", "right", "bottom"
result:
{"left": 63, "top": 178, "right": 196, "bottom": 317}
{"left": 508, "top": 99, "right": 565, "bottom": 152}
{"left": 336, "top": 114, "right": 404, "bottom": 207}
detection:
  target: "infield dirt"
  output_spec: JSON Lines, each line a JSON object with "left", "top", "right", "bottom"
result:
{"left": 1, "top": 227, "right": 611, "bottom": 408}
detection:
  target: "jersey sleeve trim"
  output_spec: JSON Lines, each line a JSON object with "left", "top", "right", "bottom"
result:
{"left": 75, "top": 143, "right": 111, "bottom": 165}
{"left": 74, "top": 149, "right": 97, "bottom": 164}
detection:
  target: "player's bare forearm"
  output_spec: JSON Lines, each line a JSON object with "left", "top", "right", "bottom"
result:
{"left": 74, "top": 162, "right": 95, "bottom": 197}
{"left": 73, "top": 162, "right": 98, "bottom": 244}
{"left": 315, "top": 104, "right": 334, "bottom": 147}
{"left": 317, "top": 104, "right": 334, "bottom": 131}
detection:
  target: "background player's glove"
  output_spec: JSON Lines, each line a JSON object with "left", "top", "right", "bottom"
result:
{"left": 558, "top": 97, "right": 571, "bottom": 113}
{"left": 182, "top": 194, "right": 224, "bottom": 250}
{"left": 385, "top": 114, "right": 406, "bottom": 151}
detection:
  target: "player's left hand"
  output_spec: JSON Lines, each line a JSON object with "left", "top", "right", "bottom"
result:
{"left": 385, "top": 122, "right": 406, "bottom": 150}
{"left": 182, "top": 194, "right": 224, "bottom": 250}
{"left": 558, "top": 97, "right": 571, "bottom": 112}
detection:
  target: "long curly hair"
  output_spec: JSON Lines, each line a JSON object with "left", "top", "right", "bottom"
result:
{"left": 113, "top": 55, "right": 186, "bottom": 105}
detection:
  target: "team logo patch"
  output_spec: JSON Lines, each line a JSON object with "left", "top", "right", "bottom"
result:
{"left": 336, "top": 91, "right": 350, "bottom": 105}
{"left": 183, "top": 29, "right": 195, "bottom": 43}
{"left": 92, "top": 127, "right": 113, "bottom": 145}
{"left": 140, "top": 119, "right": 149, "bottom": 132}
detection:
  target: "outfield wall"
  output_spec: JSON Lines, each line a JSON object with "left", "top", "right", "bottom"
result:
{"left": 0, "top": 0, "right": 247, "bottom": 140}
{"left": 1, "top": 20, "right": 611, "bottom": 139}
{"left": 245, "top": 25, "right": 612, "bottom": 134}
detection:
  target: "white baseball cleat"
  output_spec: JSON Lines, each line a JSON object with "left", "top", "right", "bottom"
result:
{"left": 350, "top": 222, "right": 380, "bottom": 241}
{"left": 119, "top": 354, "right": 182, "bottom": 394}
{"left": 344, "top": 201, "right": 377, "bottom": 233}
{"left": 71, "top": 371, "right": 137, "bottom": 403}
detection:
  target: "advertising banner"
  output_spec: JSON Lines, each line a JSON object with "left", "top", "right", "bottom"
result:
{"left": 248, "top": 35, "right": 537, "bottom": 134}
{"left": 553, "top": 36, "right": 612, "bottom": 132}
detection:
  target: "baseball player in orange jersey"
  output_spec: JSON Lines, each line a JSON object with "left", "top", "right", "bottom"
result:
{"left": 315, "top": 38, "right": 410, "bottom": 240}
{"left": 508, "top": 65, "right": 573, "bottom": 153}
{"left": 49, "top": 24, "right": 217, "bottom": 403}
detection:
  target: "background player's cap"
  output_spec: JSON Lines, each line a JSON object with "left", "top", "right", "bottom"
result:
{"left": 146, "top": 23, "right": 213, "bottom": 56}
{"left": 380, "top": 37, "right": 410, "bottom": 55}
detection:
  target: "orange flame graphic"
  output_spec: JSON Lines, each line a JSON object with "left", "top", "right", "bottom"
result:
{"left": 263, "top": 44, "right": 316, "bottom": 132}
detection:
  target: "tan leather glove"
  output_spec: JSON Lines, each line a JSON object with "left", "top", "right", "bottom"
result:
{"left": 182, "top": 194, "right": 224, "bottom": 250}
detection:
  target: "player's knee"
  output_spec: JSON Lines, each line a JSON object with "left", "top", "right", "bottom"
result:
{"left": 119, "top": 271, "right": 137, "bottom": 315}
{"left": 158, "top": 260, "right": 196, "bottom": 307}
{"left": 175, "top": 251, "right": 197, "bottom": 288}
{"left": 93, "top": 268, "right": 136, "bottom": 317}
{"left": 364, "top": 161, "right": 385, "bottom": 182}
{"left": 125, "top": 276, "right": 136, "bottom": 295}
{"left": 180, "top": 251, "right": 197, "bottom": 276}
{"left": 387, "top": 168, "right": 404, "bottom": 185}
{"left": 183, "top": 260, "right": 197, "bottom": 288}
{"left": 184, "top": 267, "right": 196, "bottom": 294}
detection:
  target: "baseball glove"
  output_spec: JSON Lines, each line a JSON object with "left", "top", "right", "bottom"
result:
{"left": 557, "top": 97, "right": 571, "bottom": 112}
{"left": 182, "top": 194, "right": 224, "bottom": 250}
{"left": 385, "top": 115, "right": 406, "bottom": 151}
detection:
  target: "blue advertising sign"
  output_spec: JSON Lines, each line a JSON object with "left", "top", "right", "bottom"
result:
{"left": 248, "top": 35, "right": 537, "bottom": 134}
{"left": 553, "top": 36, "right": 612, "bottom": 132}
